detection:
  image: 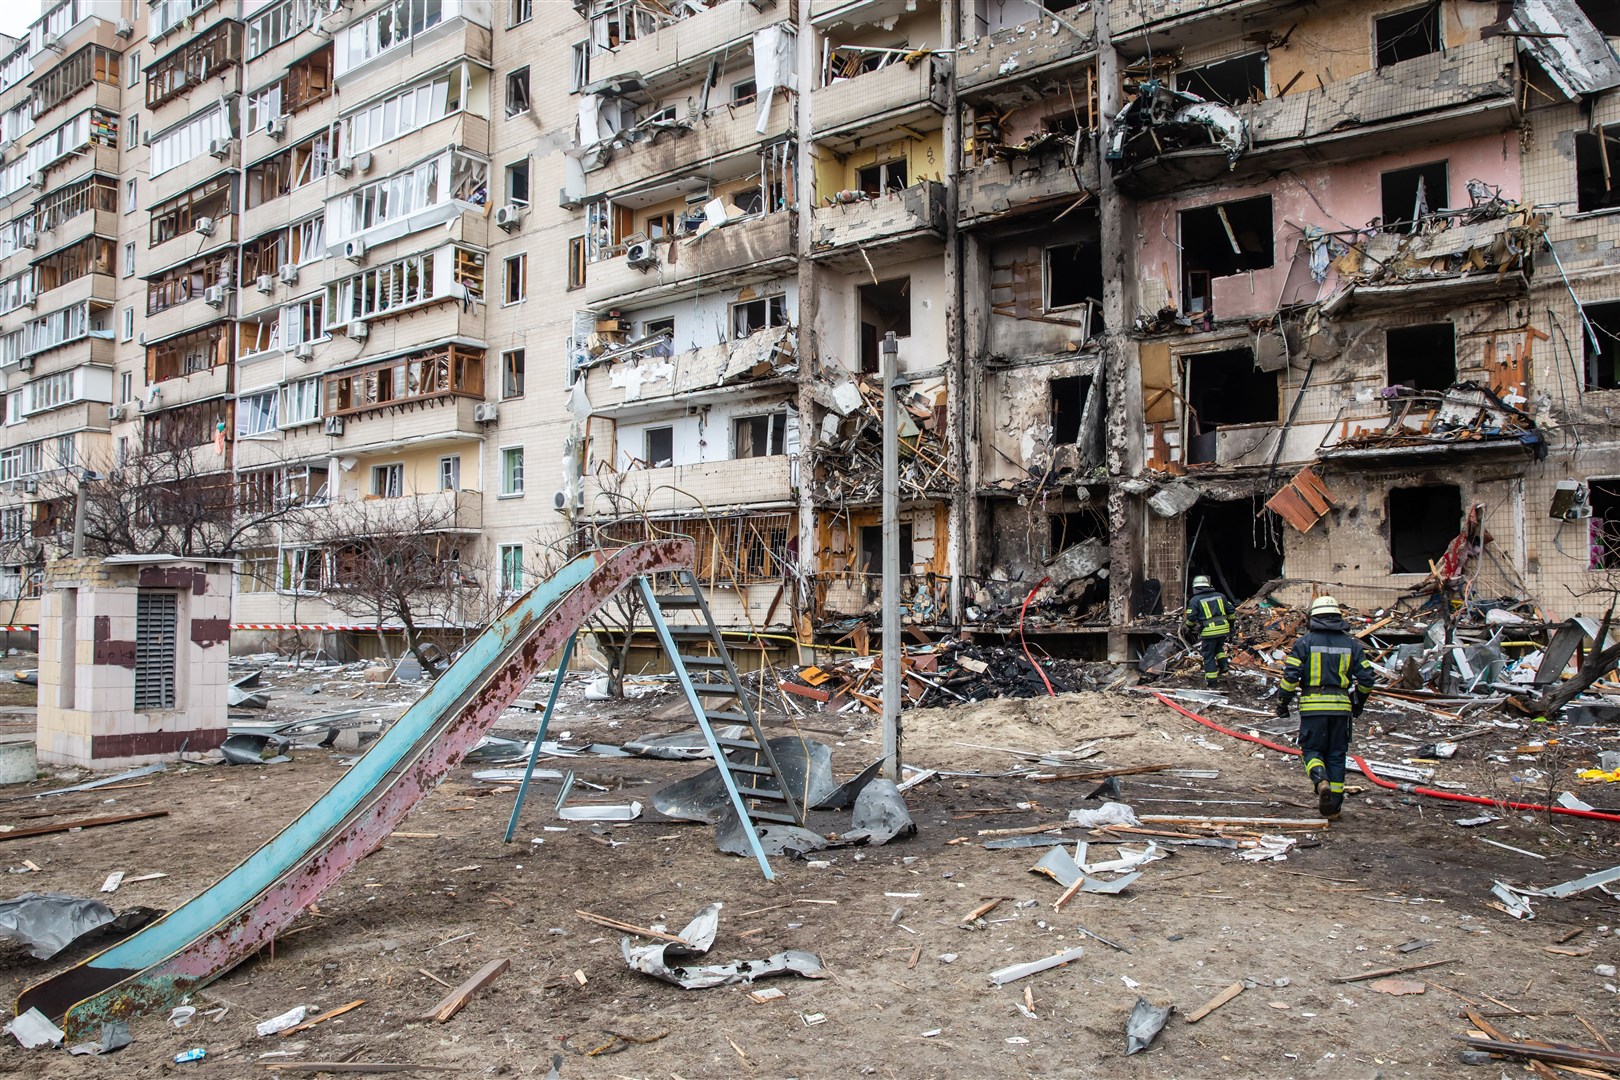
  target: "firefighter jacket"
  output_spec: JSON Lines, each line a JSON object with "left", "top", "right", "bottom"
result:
{"left": 1278, "top": 612, "right": 1377, "bottom": 715}
{"left": 1184, "top": 587, "right": 1233, "bottom": 638}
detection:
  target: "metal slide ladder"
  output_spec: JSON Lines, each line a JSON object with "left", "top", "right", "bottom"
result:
{"left": 505, "top": 569, "right": 802, "bottom": 880}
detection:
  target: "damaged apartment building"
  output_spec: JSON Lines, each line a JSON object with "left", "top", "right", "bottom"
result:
{"left": 0, "top": 0, "right": 1619, "bottom": 665}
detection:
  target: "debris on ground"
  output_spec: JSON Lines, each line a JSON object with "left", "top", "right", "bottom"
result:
{"left": 620, "top": 903, "right": 827, "bottom": 990}
{"left": 0, "top": 892, "right": 114, "bottom": 959}
{"left": 1124, "top": 998, "right": 1172, "bottom": 1055}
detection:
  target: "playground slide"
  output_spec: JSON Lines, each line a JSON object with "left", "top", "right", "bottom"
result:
{"left": 17, "top": 540, "right": 691, "bottom": 1042}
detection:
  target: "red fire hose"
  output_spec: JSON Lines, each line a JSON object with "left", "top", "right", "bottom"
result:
{"left": 1018, "top": 577, "right": 1057, "bottom": 698}
{"left": 1150, "top": 691, "right": 1620, "bottom": 824}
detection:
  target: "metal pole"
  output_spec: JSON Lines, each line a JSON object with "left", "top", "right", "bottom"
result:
{"left": 71, "top": 478, "right": 86, "bottom": 558}
{"left": 881, "top": 330, "right": 902, "bottom": 782}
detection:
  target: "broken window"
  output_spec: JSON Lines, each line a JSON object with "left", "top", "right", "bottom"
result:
{"left": 1184, "top": 347, "right": 1278, "bottom": 463}
{"left": 1186, "top": 497, "right": 1283, "bottom": 602}
{"left": 1585, "top": 301, "right": 1620, "bottom": 389}
{"left": 644, "top": 316, "right": 675, "bottom": 340}
{"left": 1389, "top": 483, "right": 1461, "bottom": 574}
{"left": 1592, "top": 479, "right": 1620, "bottom": 570}
{"left": 1050, "top": 375, "right": 1092, "bottom": 444}
{"left": 506, "top": 67, "right": 531, "bottom": 119}
{"left": 644, "top": 426, "right": 673, "bottom": 468}
{"left": 502, "top": 348, "right": 525, "bottom": 399}
{"left": 1386, "top": 323, "right": 1456, "bottom": 391}
{"left": 1046, "top": 243, "right": 1104, "bottom": 312}
{"left": 1375, "top": 3, "right": 1442, "bottom": 69}
{"left": 856, "top": 159, "right": 907, "bottom": 197}
{"left": 1176, "top": 52, "right": 1267, "bottom": 107}
{"left": 859, "top": 524, "right": 913, "bottom": 576}
{"left": 1179, "top": 197, "right": 1273, "bottom": 316}
{"left": 858, "top": 277, "right": 912, "bottom": 374}
{"left": 645, "top": 211, "right": 676, "bottom": 239}
{"left": 1050, "top": 508, "right": 1106, "bottom": 553}
{"left": 504, "top": 253, "right": 527, "bottom": 305}
{"left": 733, "top": 412, "right": 787, "bottom": 458}
{"left": 732, "top": 295, "right": 787, "bottom": 337}
{"left": 1576, "top": 0, "right": 1620, "bottom": 34}
{"left": 1575, "top": 126, "right": 1620, "bottom": 214}
{"left": 370, "top": 463, "right": 404, "bottom": 498}
{"left": 568, "top": 237, "right": 586, "bottom": 290}
{"left": 1381, "top": 161, "right": 1448, "bottom": 233}
{"left": 506, "top": 159, "right": 530, "bottom": 206}
{"left": 732, "top": 78, "right": 757, "bottom": 106}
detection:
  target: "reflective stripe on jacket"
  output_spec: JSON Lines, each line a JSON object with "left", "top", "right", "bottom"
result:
{"left": 1184, "top": 589, "right": 1232, "bottom": 638}
{"left": 1278, "top": 618, "right": 1376, "bottom": 714}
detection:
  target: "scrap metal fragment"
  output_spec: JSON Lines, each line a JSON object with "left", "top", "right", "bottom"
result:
{"left": 988, "top": 945, "right": 1086, "bottom": 987}
{"left": 1537, "top": 863, "right": 1620, "bottom": 899}
{"left": 1125, "top": 998, "right": 1171, "bottom": 1055}
{"left": 4, "top": 1007, "right": 63, "bottom": 1049}
{"left": 843, "top": 779, "right": 916, "bottom": 845}
{"left": 0, "top": 893, "right": 115, "bottom": 960}
{"left": 621, "top": 903, "right": 827, "bottom": 990}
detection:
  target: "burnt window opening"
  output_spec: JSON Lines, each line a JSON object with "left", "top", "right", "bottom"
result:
{"left": 1184, "top": 347, "right": 1278, "bottom": 462}
{"left": 1389, "top": 483, "right": 1462, "bottom": 574}
{"left": 1575, "top": 127, "right": 1620, "bottom": 214}
{"left": 1176, "top": 52, "right": 1267, "bottom": 107}
{"left": 1375, "top": 3, "right": 1442, "bottom": 69}
{"left": 859, "top": 277, "right": 912, "bottom": 374}
{"left": 1386, "top": 323, "right": 1456, "bottom": 391}
{"left": 1380, "top": 161, "right": 1448, "bottom": 233}
{"left": 1050, "top": 507, "right": 1106, "bottom": 553}
{"left": 1043, "top": 0, "right": 1086, "bottom": 9}
{"left": 1582, "top": 300, "right": 1620, "bottom": 390}
{"left": 1186, "top": 497, "right": 1283, "bottom": 602}
{"left": 643, "top": 426, "right": 673, "bottom": 468}
{"left": 856, "top": 159, "right": 908, "bottom": 197}
{"left": 860, "top": 523, "right": 913, "bottom": 575}
{"left": 1576, "top": 0, "right": 1620, "bottom": 34}
{"left": 1179, "top": 196, "right": 1273, "bottom": 315}
{"left": 1042, "top": 112, "right": 1082, "bottom": 137}
{"left": 733, "top": 412, "right": 787, "bottom": 458}
{"left": 732, "top": 295, "right": 788, "bottom": 337}
{"left": 1591, "top": 480, "right": 1620, "bottom": 570}
{"left": 1046, "top": 243, "right": 1104, "bottom": 312}
{"left": 1050, "top": 375, "right": 1092, "bottom": 444}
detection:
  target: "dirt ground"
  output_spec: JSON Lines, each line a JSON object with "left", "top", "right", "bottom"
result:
{"left": 1, "top": 660, "right": 1619, "bottom": 1078}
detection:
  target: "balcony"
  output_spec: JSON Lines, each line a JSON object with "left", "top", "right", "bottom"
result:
{"left": 33, "top": 269, "right": 114, "bottom": 313}
{"left": 810, "top": 56, "right": 949, "bottom": 148}
{"left": 1107, "top": 0, "right": 1302, "bottom": 49}
{"left": 587, "top": 0, "right": 789, "bottom": 98}
{"left": 808, "top": 181, "right": 945, "bottom": 267}
{"left": 1111, "top": 37, "right": 1518, "bottom": 197}
{"left": 316, "top": 488, "right": 483, "bottom": 538}
{"left": 34, "top": 207, "right": 116, "bottom": 255}
{"left": 583, "top": 455, "right": 795, "bottom": 517}
{"left": 958, "top": 143, "right": 1098, "bottom": 228}
{"left": 14, "top": 399, "right": 110, "bottom": 440}
{"left": 583, "top": 328, "right": 795, "bottom": 410}
{"left": 145, "top": 360, "right": 231, "bottom": 410}
{"left": 584, "top": 210, "right": 796, "bottom": 307}
{"left": 152, "top": 145, "right": 239, "bottom": 203}
{"left": 582, "top": 105, "right": 775, "bottom": 200}
{"left": 956, "top": 20, "right": 1095, "bottom": 105}
{"left": 148, "top": 216, "right": 237, "bottom": 277}
{"left": 330, "top": 395, "right": 486, "bottom": 455}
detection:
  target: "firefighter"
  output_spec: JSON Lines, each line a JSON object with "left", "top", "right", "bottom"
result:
{"left": 1183, "top": 575, "right": 1233, "bottom": 685}
{"left": 1275, "top": 595, "right": 1377, "bottom": 820}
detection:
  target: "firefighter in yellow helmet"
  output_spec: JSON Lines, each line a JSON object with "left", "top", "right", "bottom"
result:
{"left": 1183, "top": 575, "right": 1233, "bottom": 685}
{"left": 1275, "top": 596, "right": 1376, "bottom": 820}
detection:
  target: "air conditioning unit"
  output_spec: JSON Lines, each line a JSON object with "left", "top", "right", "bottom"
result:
{"left": 17, "top": 356, "right": 31, "bottom": 370}
{"left": 311, "top": 11, "right": 327, "bottom": 35}
{"left": 114, "top": 18, "right": 133, "bottom": 38}
{"left": 0, "top": 140, "right": 12, "bottom": 156}
{"left": 474, "top": 402, "right": 499, "bottom": 423}
{"left": 342, "top": 238, "right": 366, "bottom": 263}
{"left": 42, "top": 33, "right": 60, "bottom": 52}
{"left": 494, "top": 205, "right": 524, "bottom": 232}
{"left": 266, "top": 116, "right": 288, "bottom": 140}
{"left": 626, "top": 240, "right": 658, "bottom": 268}
{"left": 294, "top": 343, "right": 314, "bottom": 361}
{"left": 20, "top": 479, "right": 36, "bottom": 493}
{"left": 19, "top": 232, "right": 36, "bottom": 250}
{"left": 194, "top": 216, "right": 216, "bottom": 237}
{"left": 28, "top": 171, "right": 44, "bottom": 190}
{"left": 203, "top": 285, "right": 226, "bottom": 307}
{"left": 208, "top": 138, "right": 232, "bottom": 159}
{"left": 278, "top": 263, "right": 299, "bottom": 284}
{"left": 323, "top": 416, "right": 345, "bottom": 436}
{"left": 348, "top": 321, "right": 369, "bottom": 340}
{"left": 107, "top": 404, "right": 125, "bottom": 422}
{"left": 255, "top": 274, "right": 275, "bottom": 294}
{"left": 334, "top": 156, "right": 355, "bottom": 177}
{"left": 141, "top": 131, "right": 152, "bottom": 146}
{"left": 552, "top": 487, "right": 583, "bottom": 513}
{"left": 355, "top": 152, "right": 373, "bottom": 174}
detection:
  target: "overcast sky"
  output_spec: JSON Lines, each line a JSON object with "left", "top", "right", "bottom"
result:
{"left": 0, "top": 3, "right": 44, "bottom": 42}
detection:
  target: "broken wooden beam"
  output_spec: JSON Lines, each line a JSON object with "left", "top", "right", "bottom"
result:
{"left": 419, "top": 958, "right": 510, "bottom": 1022}
{"left": 575, "top": 908, "right": 689, "bottom": 944}
{"left": 1333, "top": 956, "right": 1457, "bottom": 983}
{"left": 1185, "top": 982, "right": 1244, "bottom": 1023}
{"left": 0, "top": 810, "right": 169, "bottom": 842}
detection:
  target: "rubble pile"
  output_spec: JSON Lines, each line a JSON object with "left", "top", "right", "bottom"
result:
{"left": 809, "top": 371, "right": 951, "bottom": 502}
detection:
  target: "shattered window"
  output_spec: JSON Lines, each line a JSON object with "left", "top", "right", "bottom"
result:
{"left": 855, "top": 159, "right": 907, "bottom": 197}
{"left": 1176, "top": 52, "right": 1267, "bottom": 107}
{"left": 1584, "top": 301, "right": 1620, "bottom": 390}
{"left": 643, "top": 426, "right": 673, "bottom": 468}
{"left": 858, "top": 278, "right": 911, "bottom": 373}
{"left": 1389, "top": 484, "right": 1461, "bottom": 574}
{"left": 1183, "top": 347, "right": 1278, "bottom": 463}
{"left": 506, "top": 67, "right": 531, "bottom": 119}
{"left": 1050, "top": 508, "right": 1106, "bottom": 554}
{"left": 733, "top": 413, "right": 786, "bottom": 458}
{"left": 1046, "top": 244, "right": 1103, "bottom": 312}
{"left": 1050, "top": 375, "right": 1091, "bottom": 444}
{"left": 859, "top": 524, "right": 912, "bottom": 576}
{"left": 1179, "top": 197, "right": 1273, "bottom": 315}
{"left": 732, "top": 295, "right": 788, "bottom": 337}
{"left": 1575, "top": 127, "right": 1620, "bottom": 214}
{"left": 1380, "top": 161, "right": 1448, "bottom": 234}
{"left": 1386, "top": 324, "right": 1456, "bottom": 391}
{"left": 1375, "top": 4, "right": 1442, "bottom": 69}
{"left": 1576, "top": 0, "right": 1620, "bottom": 34}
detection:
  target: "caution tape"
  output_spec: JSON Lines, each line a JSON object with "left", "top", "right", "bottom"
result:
{"left": 0, "top": 626, "right": 34, "bottom": 632}
{"left": 230, "top": 624, "right": 394, "bottom": 632}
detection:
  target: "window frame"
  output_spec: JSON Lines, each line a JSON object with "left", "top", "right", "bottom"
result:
{"left": 499, "top": 445, "right": 525, "bottom": 496}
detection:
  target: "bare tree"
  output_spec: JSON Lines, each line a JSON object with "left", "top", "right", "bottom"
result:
{"left": 28, "top": 433, "right": 308, "bottom": 559}
{"left": 302, "top": 495, "right": 497, "bottom": 678}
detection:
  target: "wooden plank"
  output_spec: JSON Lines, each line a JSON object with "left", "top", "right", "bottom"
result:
{"left": 1186, "top": 981, "right": 1245, "bottom": 1023}
{"left": 0, "top": 810, "right": 169, "bottom": 842}
{"left": 575, "top": 909, "right": 689, "bottom": 945}
{"left": 420, "top": 958, "right": 510, "bottom": 1022}
{"left": 1333, "top": 957, "right": 1457, "bottom": 983}
{"left": 779, "top": 681, "right": 830, "bottom": 702}
{"left": 280, "top": 999, "right": 366, "bottom": 1036}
